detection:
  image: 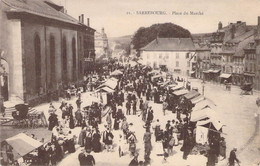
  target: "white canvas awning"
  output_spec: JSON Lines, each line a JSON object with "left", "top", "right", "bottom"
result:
{"left": 171, "top": 84, "right": 184, "bottom": 91}
{"left": 5, "top": 133, "right": 43, "bottom": 158}
{"left": 197, "top": 118, "right": 223, "bottom": 131}
{"left": 219, "top": 73, "right": 232, "bottom": 79}
{"left": 110, "top": 70, "right": 123, "bottom": 76}
{"left": 193, "top": 99, "right": 216, "bottom": 111}
{"left": 184, "top": 90, "right": 201, "bottom": 100}
{"left": 191, "top": 107, "right": 216, "bottom": 122}
{"left": 191, "top": 95, "right": 205, "bottom": 104}
{"left": 95, "top": 87, "right": 114, "bottom": 93}
{"left": 173, "top": 89, "right": 189, "bottom": 96}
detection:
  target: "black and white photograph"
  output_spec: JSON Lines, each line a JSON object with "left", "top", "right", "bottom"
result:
{"left": 0, "top": 0, "right": 260, "bottom": 165}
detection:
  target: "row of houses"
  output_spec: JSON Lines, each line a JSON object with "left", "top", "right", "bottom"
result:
{"left": 141, "top": 17, "right": 260, "bottom": 90}
{"left": 0, "top": 0, "right": 96, "bottom": 104}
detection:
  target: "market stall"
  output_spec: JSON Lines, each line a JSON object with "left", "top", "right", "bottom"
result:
{"left": 1, "top": 133, "right": 43, "bottom": 164}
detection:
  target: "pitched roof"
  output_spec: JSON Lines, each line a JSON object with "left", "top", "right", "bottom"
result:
{"left": 140, "top": 38, "right": 195, "bottom": 51}
{"left": 226, "top": 30, "right": 255, "bottom": 43}
{"left": 2, "top": 0, "right": 84, "bottom": 26}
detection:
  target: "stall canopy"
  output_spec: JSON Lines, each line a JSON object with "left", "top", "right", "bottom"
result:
{"left": 184, "top": 90, "right": 201, "bottom": 100}
{"left": 173, "top": 89, "right": 189, "bottom": 96}
{"left": 110, "top": 70, "right": 123, "bottom": 76}
{"left": 219, "top": 73, "right": 232, "bottom": 79}
{"left": 211, "top": 70, "right": 221, "bottom": 73}
{"left": 171, "top": 84, "right": 184, "bottom": 91}
{"left": 95, "top": 87, "right": 114, "bottom": 93}
{"left": 191, "top": 95, "right": 204, "bottom": 104}
{"left": 148, "top": 70, "right": 160, "bottom": 75}
{"left": 197, "top": 118, "right": 223, "bottom": 131}
{"left": 193, "top": 99, "right": 216, "bottom": 111}
{"left": 82, "top": 95, "right": 101, "bottom": 107}
{"left": 4, "top": 133, "right": 42, "bottom": 158}
{"left": 97, "top": 78, "right": 118, "bottom": 90}
{"left": 151, "top": 74, "right": 164, "bottom": 80}
{"left": 167, "top": 83, "right": 177, "bottom": 88}
{"left": 191, "top": 107, "right": 216, "bottom": 122}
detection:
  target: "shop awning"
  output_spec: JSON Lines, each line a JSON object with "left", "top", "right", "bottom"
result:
{"left": 244, "top": 72, "right": 255, "bottom": 77}
{"left": 203, "top": 70, "right": 209, "bottom": 73}
{"left": 184, "top": 90, "right": 201, "bottom": 100}
{"left": 190, "top": 71, "right": 195, "bottom": 74}
{"left": 4, "top": 133, "right": 43, "bottom": 158}
{"left": 173, "top": 89, "right": 189, "bottom": 96}
{"left": 219, "top": 73, "right": 232, "bottom": 79}
{"left": 191, "top": 107, "right": 216, "bottom": 122}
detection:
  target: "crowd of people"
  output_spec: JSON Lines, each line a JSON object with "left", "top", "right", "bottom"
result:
{"left": 2, "top": 61, "right": 243, "bottom": 166}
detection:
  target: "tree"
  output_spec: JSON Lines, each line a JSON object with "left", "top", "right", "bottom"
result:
{"left": 132, "top": 23, "right": 191, "bottom": 54}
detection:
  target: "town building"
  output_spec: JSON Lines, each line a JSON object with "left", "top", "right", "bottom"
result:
{"left": 194, "top": 43, "right": 211, "bottom": 80}
{"left": 0, "top": 0, "right": 95, "bottom": 104}
{"left": 95, "top": 28, "right": 109, "bottom": 61}
{"left": 255, "top": 16, "right": 260, "bottom": 90}
{"left": 140, "top": 38, "right": 196, "bottom": 76}
{"left": 243, "top": 41, "right": 257, "bottom": 87}
{"left": 209, "top": 21, "right": 257, "bottom": 83}
{"left": 222, "top": 30, "right": 255, "bottom": 85}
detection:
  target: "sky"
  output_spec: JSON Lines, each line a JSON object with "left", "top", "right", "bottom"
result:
{"left": 53, "top": 0, "right": 260, "bottom": 37}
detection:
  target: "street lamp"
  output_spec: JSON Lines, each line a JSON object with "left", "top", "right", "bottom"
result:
{"left": 201, "top": 80, "right": 205, "bottom": 96}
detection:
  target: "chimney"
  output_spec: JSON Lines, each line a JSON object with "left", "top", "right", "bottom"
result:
{"left": 218, "top": 21, "right": 223, "bottom": 30}
{"left": 81, "top": 14, "right": 84, "bottom": 24}
{"left": 87, "top": 18, "right": 90, "bottom": 26}
{"left": 79, "top": 15, "right": 81, "bottom": 23}
{"left": 102, "top": 27, "right": 104, "bottom": 34}
{"left": 231, "top": 24, "right": 236, "bottom": 39}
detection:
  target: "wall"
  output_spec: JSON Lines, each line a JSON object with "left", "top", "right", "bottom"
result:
{"left": 0, "top": 2, "right": 24, "bottom": 101}
{"left": 142, "top": 50, "right": 195, "bottom": 76}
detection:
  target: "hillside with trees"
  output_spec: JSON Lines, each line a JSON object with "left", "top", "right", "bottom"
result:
{"left": 132, "top": 23, "right": 192, "bottom": 55}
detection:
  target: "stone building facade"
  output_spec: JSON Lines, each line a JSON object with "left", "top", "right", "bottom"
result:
{"left": 0, "top": 0, "right": 95, "bottom": 104}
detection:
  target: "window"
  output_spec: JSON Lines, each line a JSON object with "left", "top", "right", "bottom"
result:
{"left": 50, "top": 35, "right": 56, "bottom": 84}
{"left": 159, "top": 54, "right": 162, "bottom": 59}
{"left": 34, "top": 34, "right": 41, "bottom": 94}
{"left": 176, "top": 61, "right": 179, "bottom": 67}
{"left": 186, "top": 53, "right": 189, "bottom": 59}
{"left": 176, "top": 53, "right": 179, "bottom": 59}
{"left": 187, "top": 61, "right": 190, "bottom": 67}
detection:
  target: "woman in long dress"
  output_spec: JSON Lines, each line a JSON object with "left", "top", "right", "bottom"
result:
{"left": 78, "top": 127, "right": 86, "bottom": 147}
{"left": 92, "top": 129, "right": 101, "bottom": 153}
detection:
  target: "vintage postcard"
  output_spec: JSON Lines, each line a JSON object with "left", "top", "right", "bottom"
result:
{"left": 0, "top": 0, "right": 260, "bottom": 166}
